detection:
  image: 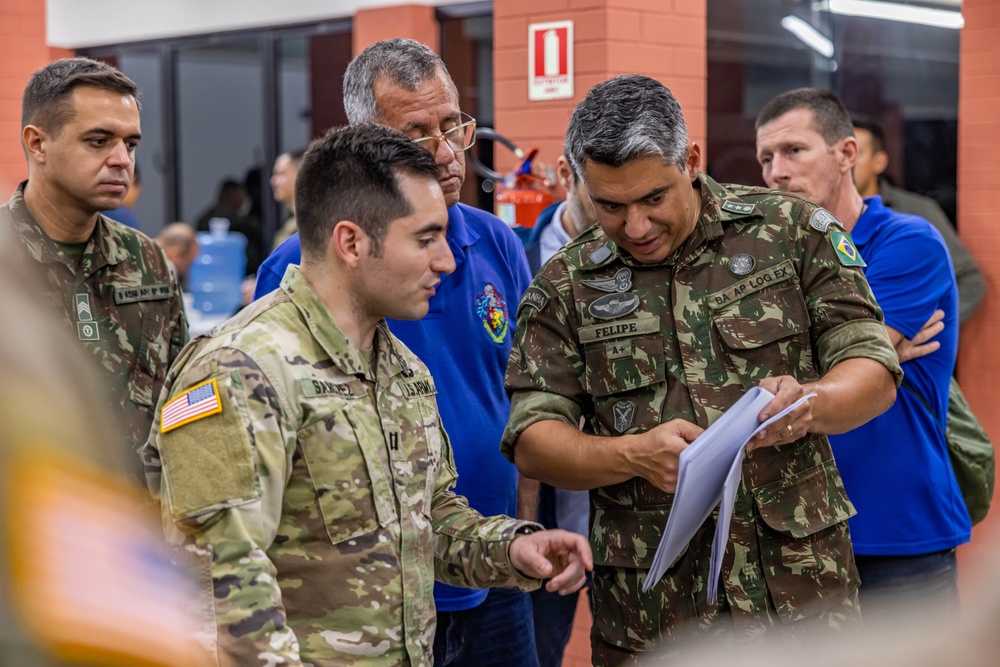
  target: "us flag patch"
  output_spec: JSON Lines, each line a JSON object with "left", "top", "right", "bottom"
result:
{"left": 160, "top": 379, "right": 222, "bottom": 433}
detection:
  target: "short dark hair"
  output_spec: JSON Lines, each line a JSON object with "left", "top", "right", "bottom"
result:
{"left": 852, "top": 117, "right": 886, "bottom": 154}
{"left": 295, "top": 124, "right": 439, "bottom": 261}
{"left": 755, "top": 88, "right": 853, "bottom": 147}
{"left": 22, "top": 57, "right": 139, "bottom": 135}
{"left": 565, "top": 74, "right": 688, "bottom": 178}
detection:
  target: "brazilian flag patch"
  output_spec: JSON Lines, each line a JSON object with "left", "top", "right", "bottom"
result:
{"left": 831, "top": 231, "right": 866, "bottom": 267}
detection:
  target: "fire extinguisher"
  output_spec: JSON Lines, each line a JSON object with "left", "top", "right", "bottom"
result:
{"left": 494, "top": 148, "right": 553, "bottom": 229}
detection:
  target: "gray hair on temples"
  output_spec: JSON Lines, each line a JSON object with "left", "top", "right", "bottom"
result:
{"left": 565, "top": 74, "right": 689, "bottom": 178}
{"left": 343, "top": 38, "right": 457, "bottom": 125}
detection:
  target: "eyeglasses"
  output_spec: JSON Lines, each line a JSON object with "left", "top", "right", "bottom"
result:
{"left": 412, "top": 113, "right": 477, "bottom": 154}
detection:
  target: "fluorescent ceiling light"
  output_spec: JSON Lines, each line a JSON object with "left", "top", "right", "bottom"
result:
{"left": 781, "top": 16, "right": 835, "bottom": 58}
{"left": 829, "top": 0, "right": 965, "bottom": 29}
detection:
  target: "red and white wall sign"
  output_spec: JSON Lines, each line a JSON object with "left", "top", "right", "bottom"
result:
{"left": 528, "top": 20, "right": 574, "bottom": 101}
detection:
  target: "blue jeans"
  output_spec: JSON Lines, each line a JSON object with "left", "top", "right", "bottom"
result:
{"left": 855, "top": 548, "right": 960, "bottom": 621}
{"left": 433, "top": 587, "right": 539, "bottom": 667}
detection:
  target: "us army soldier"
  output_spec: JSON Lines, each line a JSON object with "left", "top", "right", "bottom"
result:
{"left": 1, "top": 58, "right": 186, "bottom": 479}
{"left": 502, "top": 75, "right": 901, "bottom": 664}
{"left": 144, "top": 125, "right": 592, "bottom": 667}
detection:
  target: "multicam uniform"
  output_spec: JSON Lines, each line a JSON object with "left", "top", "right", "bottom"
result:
{"left": 2, "top": 183, "right": 187, "bottom": 478}
{"left": 143, "top": 266, "right": 543, "bottom": 667}
{"left": 502, "top": 174, "right": 902, "bottom": 659}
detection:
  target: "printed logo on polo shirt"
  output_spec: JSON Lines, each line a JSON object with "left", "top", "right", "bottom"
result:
{"left": 476, "top": 283, "right": 509, "bottom": 344}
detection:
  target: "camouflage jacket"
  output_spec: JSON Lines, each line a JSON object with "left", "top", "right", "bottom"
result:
{"left": 2, "top": 183, "right": 187, "bottom": 479}
{"left": 503, "top": 174, "right": 901, "bottom": 651}
{"left": 143, "top": 266, "right": 542, "bottom": 667}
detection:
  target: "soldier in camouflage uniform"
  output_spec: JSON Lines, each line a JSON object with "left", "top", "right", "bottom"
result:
{"left": 0, "top": 219, "right": 210, "bottom": 667}
{"left": 1, "top": 58, "right": 186, "bottom": 481}
{"left": 143, "top": 125, "right": 592, "bottom": 667}
{"left": 501, "top": 75, "right": 902, "bottom": 665}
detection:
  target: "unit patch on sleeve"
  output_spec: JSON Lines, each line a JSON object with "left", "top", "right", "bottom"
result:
{"left": 518, "top": 286, "right": 550, "bottom": 316}
{"left": 160, "top": 379, "right": 222, "bottom": 433}
{"left": 830, "top": 231, "right": 866, "bottom": 267}
{"left": 809, "top": 208, "right": 842, "bottom": 233}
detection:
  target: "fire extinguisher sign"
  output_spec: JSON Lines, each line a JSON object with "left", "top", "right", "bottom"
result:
{"left": 528, "top": 21, "right": 574, "bottom": 101}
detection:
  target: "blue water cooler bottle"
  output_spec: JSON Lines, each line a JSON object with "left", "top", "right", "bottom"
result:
{"left": 189, "top": 218, "right": 247, "bottom": 318}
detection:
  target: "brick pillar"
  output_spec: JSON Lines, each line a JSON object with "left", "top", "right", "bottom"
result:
{"left": 956, "top": 0, "right": 1000, "bottom": 558}
{"left": 493, "top": 0, "right": 707, "bottom": 175}
{"left": 0, "top": 0, "right": 71, "bottom": 195}
{"left": 353, "top": 4, "right": 439, "bottom": 56}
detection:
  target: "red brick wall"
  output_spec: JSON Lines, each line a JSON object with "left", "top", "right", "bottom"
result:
{"left": 353, "top": 4, "right": 439, "bottom": 56}
{"left": 0, "top": 0, "right": 72, "bottom": 195}
{"left": 493, "top": 0, "right": 707, "bottom": 175}
{"left": 956, "top": 0, "right": 1000, "bottom": 562}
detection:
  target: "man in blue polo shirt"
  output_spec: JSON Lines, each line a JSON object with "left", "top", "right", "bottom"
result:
{"left": 253, "top": 39, "right": 537, "bottom": 666}
{"left": 756, "top": 88, "right": 970, "bottom": 619}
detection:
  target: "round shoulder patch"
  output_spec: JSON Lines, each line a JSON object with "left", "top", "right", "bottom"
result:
{"left": 809, "top": 208, "right": 842, "bottom": 233}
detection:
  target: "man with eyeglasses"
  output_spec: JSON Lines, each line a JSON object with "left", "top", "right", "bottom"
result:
{"left": 253, "top": 39, "right": 540, "bottom": 667}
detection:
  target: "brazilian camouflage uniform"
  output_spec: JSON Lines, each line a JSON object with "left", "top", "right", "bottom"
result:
{"left": 0, "top": 219, "right": 210, "bottom": 667}
{"left": 143, "top": 265, "right": 543, "bottom": 667}
{"left": 502, "top": 174, "right": 902, "bottom": 660}
{"left": 2, "top": 183, "right": 187, "bottom": 480}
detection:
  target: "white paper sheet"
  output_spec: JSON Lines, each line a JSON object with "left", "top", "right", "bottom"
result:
{"left": 643, "top": 389, "right": 817, "bottom": 598}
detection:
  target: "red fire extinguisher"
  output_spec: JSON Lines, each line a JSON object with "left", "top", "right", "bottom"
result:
{"left": 494, "top": 148, "right": 553, "bottom": 229}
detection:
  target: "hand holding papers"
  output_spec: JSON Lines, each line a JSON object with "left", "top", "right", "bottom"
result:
{"left": 643, "top": 388, "right": 817, "bottom": 600}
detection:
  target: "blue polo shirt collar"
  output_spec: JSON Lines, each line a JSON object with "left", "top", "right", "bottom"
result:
{"left": 445, "top": 203, "right": 480, "bottom": 277}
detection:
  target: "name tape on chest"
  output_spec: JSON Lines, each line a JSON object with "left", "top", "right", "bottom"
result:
{"left": 115, "top": 283, "right": 174, "bottom": 305}
{"left": 707, "top": 259, "right": 795, "bottom": 309}
{"left": 579, "top": 315, "right": 661, "bottom": 344}
{"left": 299, "top": 377, "right": 363, "bottom": 398}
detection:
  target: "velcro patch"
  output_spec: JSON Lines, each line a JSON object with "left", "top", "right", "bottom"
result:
{"left": 299, "top": 378, "right": 361, "bottom": 398}
{"left": 398, "top": 376, "right": 436, "bottom": 398}
{"left": 115, "top": 283, "right": 174, "bottom": 304}
{"left": 518, "top": 286, "right": 550, "bottom": 315}
{"left": 160, "top": 379, "right": 222, "bottom": 433}
{"left": 831, "top": 231, "right": 866, "bottom": 267}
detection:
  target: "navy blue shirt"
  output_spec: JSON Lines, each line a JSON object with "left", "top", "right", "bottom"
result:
{"left": 253, "top": 203, "right": 532, "bottom": 610}
{"left": 829, "top": 196, "right": 970, "bottom": 555}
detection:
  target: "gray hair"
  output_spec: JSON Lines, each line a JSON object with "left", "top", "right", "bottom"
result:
{"left": 565, "top": 74, "right": 688, "bottom": 177}
{"left": 343, "top": 38, "right": 457, "bottom": 125}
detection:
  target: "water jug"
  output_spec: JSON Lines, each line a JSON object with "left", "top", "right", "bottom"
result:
{"left": 188, "top": 218, "right": 247, "bottom": 317}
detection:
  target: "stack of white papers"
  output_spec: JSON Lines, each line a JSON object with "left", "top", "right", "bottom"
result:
{"left": 642, "top": 388, "right": 817, "bottom": 602}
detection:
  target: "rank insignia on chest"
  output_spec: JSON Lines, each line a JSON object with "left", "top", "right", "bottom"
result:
{"left": 721, "top": 200, "right": 756, "bottom": 215}
{"left": 728, "top": 253, "right": 756, "bottom": 277}
{"left": 581, "top": 268, "right": 632, "bottom": 293}
{"left": 588, "top": 293, "right": 640, "bottom": 320}
{"left": 831, "top": 231, "right": 866, "bottom": 267}
{"left": 75, "top": 293, "right": 99, "bottom": 341}
{"left": 476, "top": 283, "right": 509, "bottom": 343}
{"left": 613, "top": 400, "right": 636, "bottom": 433}
{"left": 160, "top": 378, "right": 222, "bottom": 433}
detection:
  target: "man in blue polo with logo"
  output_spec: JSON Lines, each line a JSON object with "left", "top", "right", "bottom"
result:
{"left": 253, "top": 39, "right": 538, "bottom": 666}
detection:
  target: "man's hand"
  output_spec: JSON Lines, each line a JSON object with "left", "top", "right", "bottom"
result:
{"left": 895, "top": 309, "right": 945, "bottom": 363}
{"left": 509, "top": 529, "right": 593, "bottom": 595}
{"left": 750, "top": 375, "right": 815, "bottom": 450}
{"left": 625, "top": 420, "right": 703, "bottom": 493}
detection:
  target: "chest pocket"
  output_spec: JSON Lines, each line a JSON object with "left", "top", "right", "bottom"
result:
{"left": 709, "top": 266, "right": 813, "bottom": 383}
{"left": 298, "top": 391, "right": 398, "bottom": 545}
{"left": 395, "top": 377, "right": 444, "bottom": 519}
